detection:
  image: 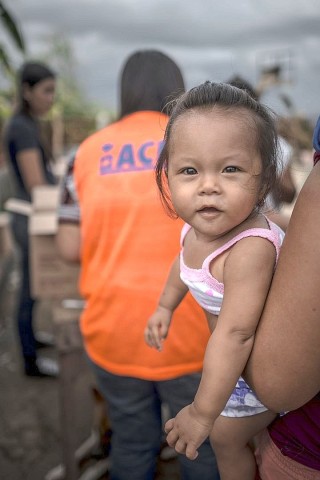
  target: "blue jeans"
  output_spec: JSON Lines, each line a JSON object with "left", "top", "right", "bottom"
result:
{"left": 11, "top": 213, "right": 36, "bottom": 363}
{"left": 90, "top": 361, "right": 220, "bottom": 480}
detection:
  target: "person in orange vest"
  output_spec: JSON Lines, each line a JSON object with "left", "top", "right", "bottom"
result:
{"left": 56, "top": 50, "right": 219, "bottom": 480}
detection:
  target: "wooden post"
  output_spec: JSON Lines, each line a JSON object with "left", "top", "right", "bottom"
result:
{"left": 53, "top": 302, "right": 93, "bottom": 480}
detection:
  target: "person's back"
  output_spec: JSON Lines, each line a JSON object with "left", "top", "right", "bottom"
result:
{"left": 57, "top": 50, "right": 219, "bottom": 480}
{"left": 75, "top": 110, "right": 210, "bottom": 378}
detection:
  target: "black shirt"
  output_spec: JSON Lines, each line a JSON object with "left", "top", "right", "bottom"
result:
{"left": 3, "top": 112, "right": 56, "bottom": 202}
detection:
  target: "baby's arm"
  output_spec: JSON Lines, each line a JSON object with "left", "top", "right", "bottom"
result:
{"left": 194, "top": 237, "right": 276, "bottom": 417}
{"left": 165, "top": 237, "right": 276, "bottom": 459}
{"left": 144, "top": 255, "right": 188, "bottom": 351}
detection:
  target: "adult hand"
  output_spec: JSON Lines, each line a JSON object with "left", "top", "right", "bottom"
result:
{"left": 164, "top": 403, "right": 213, "bottom": 460}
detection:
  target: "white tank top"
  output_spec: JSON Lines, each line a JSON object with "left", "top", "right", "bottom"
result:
{"left": 180, "top": 219, "right": 284, "bottom": 315}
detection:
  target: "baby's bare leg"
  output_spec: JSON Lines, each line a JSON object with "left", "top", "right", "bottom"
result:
{"left": 210, "top": 410, "right": 276, "bottom": 480}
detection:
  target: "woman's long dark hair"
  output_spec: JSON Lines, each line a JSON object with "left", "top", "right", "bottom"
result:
{"left": 119, "top": 50, "right": 185, "bottom": 118}
{"left": 16, "top": 61, "right": 56, "bottom": 115}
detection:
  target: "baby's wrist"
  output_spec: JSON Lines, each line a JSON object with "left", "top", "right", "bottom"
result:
{"left": 192, "top": 398, "right": 216, "bottom": 425}
{"left": 157, "top": 303, "right": 173, "bottom": 316}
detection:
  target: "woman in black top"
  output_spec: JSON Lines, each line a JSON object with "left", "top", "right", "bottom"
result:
{"left": 3, "top": 62, "right": 57, "bottom": 377}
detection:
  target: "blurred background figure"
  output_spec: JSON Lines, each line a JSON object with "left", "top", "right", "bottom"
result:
{"left": 56, "top": 50, "right": 219, "bottom": 480}
{"left": 2, "top": 61, "right": 59, "bottom": 377}
{"left": 227, "top": 74, "right": 297, "bottom": 230}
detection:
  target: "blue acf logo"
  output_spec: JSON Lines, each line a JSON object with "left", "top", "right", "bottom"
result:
{"left": 100, "top": 140, "right": 164, "bottom": 175}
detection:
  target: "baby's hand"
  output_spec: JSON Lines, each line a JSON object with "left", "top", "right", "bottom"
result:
{"left": 165, "top": 403, "right": 214, "bottom": 461}
{"left": 144, "top": 307, "right": 172, "bottom": 351}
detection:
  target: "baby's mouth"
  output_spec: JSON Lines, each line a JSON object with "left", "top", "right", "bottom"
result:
{"left": 198, "top": 206, "right": 220, "bottom": 213}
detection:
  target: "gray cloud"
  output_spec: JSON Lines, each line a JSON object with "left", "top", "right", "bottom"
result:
{"left": 2, "top": 0, "right": 320, "bottom": 121}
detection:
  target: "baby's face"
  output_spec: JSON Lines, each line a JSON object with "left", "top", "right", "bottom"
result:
{"left": 167, "top": 109, "right": 262, "bottom": 240}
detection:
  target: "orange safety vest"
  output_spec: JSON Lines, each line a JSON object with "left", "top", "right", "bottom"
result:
{"left": 75, "top": 111, "right": 210, "bottom": 380}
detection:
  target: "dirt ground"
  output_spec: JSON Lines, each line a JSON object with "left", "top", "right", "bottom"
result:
{"left": 0, "top": 257, "right": 62, "bottom": 480}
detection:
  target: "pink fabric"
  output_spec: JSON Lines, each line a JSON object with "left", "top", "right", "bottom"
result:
{"left": 180, "top": 217, "right": 283, "bottom": 293}
{"left": 269, "top": 395, "right": 320, "bottom": 470}
{"left": 255, "top": 429, "right": 320, "bottom": 479}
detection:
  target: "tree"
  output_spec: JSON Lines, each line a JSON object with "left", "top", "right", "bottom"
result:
{"left": 41, "top": 34, "right": 105, "bottom": 153}
{"left": 0, "top": 1, "right": 25, "bottom": 75}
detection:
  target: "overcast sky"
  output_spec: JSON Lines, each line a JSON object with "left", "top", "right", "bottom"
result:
{"left": 2, "top": 0, "right": 320, "bottom": 122}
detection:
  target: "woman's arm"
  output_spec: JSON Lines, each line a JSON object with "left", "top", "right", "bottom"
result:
{"left": 55, "top": 155, "right": 81, "bottom": 263}
{"left": 56, "top": 223, "right": 81, "bottom": 263}
{"left": 245, "top": 162, "right": 320, "bottom": 412}
{"left": 16, "top": 148, "right": 48, "bottom": 194}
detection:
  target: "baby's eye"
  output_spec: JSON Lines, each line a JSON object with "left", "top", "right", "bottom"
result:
{"left": 182, "top": 167, "right": 197, "bottom": 175}
{"left": 224, "top": 166, "right": 239, "bottom": 173}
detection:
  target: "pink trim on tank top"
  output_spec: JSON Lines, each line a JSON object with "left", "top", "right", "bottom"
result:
{"left": 180, "top": 218, "right": 282, "bottom": 294}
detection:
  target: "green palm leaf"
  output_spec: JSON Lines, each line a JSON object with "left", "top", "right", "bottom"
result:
{"left": 0, "top": 44, "right": 11, "bottom": 71}
{"left": 0, "top": 2, "right": 25, "bottom": 52}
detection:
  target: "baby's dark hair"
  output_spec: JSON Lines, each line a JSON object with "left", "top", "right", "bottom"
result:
{"left": 156, "top": 81, "right": 279, "bottom": 217}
